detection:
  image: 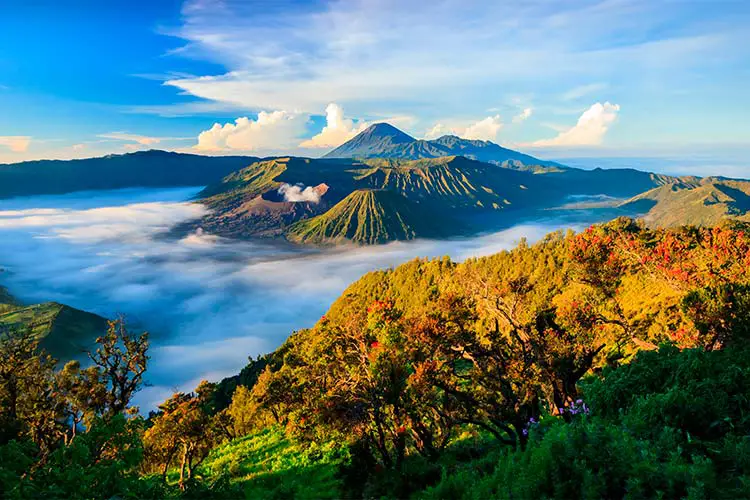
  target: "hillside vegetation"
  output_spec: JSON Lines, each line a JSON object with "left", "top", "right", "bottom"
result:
{"left": 4, "top": 218, "right": 750, "bottom": 498}
{"left": 0, "top": 301, "right": 108, "bottom": 359}
{"left": 621, "top": 177, "right": 750, "bottom": 227}
{"left": 286, "top": 189, "right": 450, "bottom": 244}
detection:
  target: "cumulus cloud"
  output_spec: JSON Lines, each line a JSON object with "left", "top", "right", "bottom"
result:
{"left": 0, "top": 136, "right": 31, "bottom": 153}
{"left": 463, "top": 115, "right": 504, "bottom": 141}
{"left": 277, "top": 183, "right": 322, "bottom": 203}
{"left": 512, "top": 108, "right": 533, "bottom": 123}
{"left": 0, "top": 187, "right": 609, "bottom": 409}
{"left": 299, "top": 103, "right": 368, "bottom": 149}
{"left": 424, "top": 115, "right": 503, "bottom": 141}
{"left": 531, "top": 102, "right": 621, "bottom": 147}
{"left": 194, "top": 111, "right": 306, "bottom": 152}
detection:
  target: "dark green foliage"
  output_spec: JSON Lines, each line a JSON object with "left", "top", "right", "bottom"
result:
{"left": 211, "top": 354, "right": 273, "bottom": 412}
{"left": 0, "top": 416, "right": 162, "bottom": 499}
{"left": 420, "top": 346, "right": 750, "bottom": 500}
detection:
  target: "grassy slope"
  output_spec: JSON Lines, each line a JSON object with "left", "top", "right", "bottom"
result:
{"left": 285, "top": 189, "right": 449, "bottom": 245}
{"left": 0, "top": 302, "right": 108, "bottom": 358}
{"left": 620, "top": 178, "right": 750, "bottom": 227}
{"left": 195, "top": 428, "right": 348, "bottom": 499}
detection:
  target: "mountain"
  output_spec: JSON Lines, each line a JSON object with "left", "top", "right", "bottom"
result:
{"left": 324, "top": 123, "right": 415, "bottom": 158}
{"left": 285, "top": 189, "right": 449, "bottom": 245}
{"left": 620, "top": 178, "right": 750, "bottom": 227}
{"left": 0, "top": 301, "right": 108, "bottom": 359}
{"left": 0, "top": 150, "right": 258, "bottom": 199}
{"left": 323, "top": 123, "right": 562, "bottom": 169}
{"left": 194, "top": 153, "right": 679, "bottom": 244}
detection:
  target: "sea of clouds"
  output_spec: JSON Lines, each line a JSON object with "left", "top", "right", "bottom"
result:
{"left": 0, "top": 187, "right": 615, "bottom": 409}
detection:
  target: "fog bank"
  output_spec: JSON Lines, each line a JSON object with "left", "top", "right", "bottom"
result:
{"left": 0, "top": 187, "right": 614, "bottom": 408}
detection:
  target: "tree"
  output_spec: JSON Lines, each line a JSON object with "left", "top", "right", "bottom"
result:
{"left": 85, "top": 318, "right": 149, "bottom": 418}
{"left": 143, "top": 381, "right": 221, "bottom": 489}
{"left": 0, "top": 326, "right": 62, "bottom": 456}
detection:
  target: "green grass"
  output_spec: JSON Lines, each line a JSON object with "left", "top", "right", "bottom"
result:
{"left": 285, "top": 189, "right": 450, "bottom": 245}
{"left": 193, "top": 428, "right": 349, "bottom": 499}
{"left": 0, "top": 302, "right": 108, "bottom": 358}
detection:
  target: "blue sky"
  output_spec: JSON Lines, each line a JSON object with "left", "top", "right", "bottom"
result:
{"left": 1, "top": 0, "right": 749, "bottom": 173}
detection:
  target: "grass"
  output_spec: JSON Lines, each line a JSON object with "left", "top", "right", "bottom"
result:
{"left": 0, "top": 302, "right": 108, "bottom": 358}
{"left": 193, "top": 428, "right": 349, "bottom": 499}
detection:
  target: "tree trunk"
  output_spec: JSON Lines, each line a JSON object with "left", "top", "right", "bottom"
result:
{"left": 179, "top": 445, "right": 188, "bottom": 490}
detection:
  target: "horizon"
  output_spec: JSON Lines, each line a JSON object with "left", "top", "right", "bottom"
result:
{"left": 1, "top": 0, "right": 748, "bottom": 171}
{"left": 2, "top": 119, "right": 747, "bottom": 178}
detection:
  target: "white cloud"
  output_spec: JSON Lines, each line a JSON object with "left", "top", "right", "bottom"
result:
{"left": 424, "top": 115, "right": 504, "bottom": 142}
{"left": 531, "top": 102, "right": 621, "bottom": 147}
{"left": 463, "top": 115, "right": 503, "bottom": 141}
{"left": 512, "top": 108, "right": 533, "bottom": 123}
{"left": 0, "top": 136, "right": 31, "bottom": 153}
{"left": 278, "top": 183, "right": 322, "bottom": 203}
{"left": 423, "top": 123, "right": 448, "bottom": 140}
{"left": 299, "top": 103, "right": 368, "bottom": 149}
{"left": 152, "top": 0, "right": 740, "bottom": 128}
{"left": 194, "top": 111, "right": 306, "bottom": 152}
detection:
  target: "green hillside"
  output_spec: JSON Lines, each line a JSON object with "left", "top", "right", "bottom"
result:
{"left": 0, "top": 301, "right": 108, "bottom": 358}
{"left": 7, "top": 220, "right": 750, "bottom": 498}
{"left": 195, "top": 150, "right": 682, "bottom": 244}
{"left": 353, "top": 156, "right": 537, "bottom": 210}
{"left": 620, "top": 178, "right": 750, "bottom": 227}
{"left": 191, "top": 427, "right": 347, "bottom": 498}
{"left": 286, "top": 189, "right": 448, "bottom": 245}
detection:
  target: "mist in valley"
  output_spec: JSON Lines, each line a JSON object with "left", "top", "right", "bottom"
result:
{"left": 0, "top": 187, "right": 622, "bottom": 408}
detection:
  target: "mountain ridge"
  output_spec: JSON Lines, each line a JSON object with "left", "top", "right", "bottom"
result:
{"left": 324, "top": 123, "right": 562, "bottom": 169}
{"left": 0, "top": 150, "right": 260, "bottom": 199}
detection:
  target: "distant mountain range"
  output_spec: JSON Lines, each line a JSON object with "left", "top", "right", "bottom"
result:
{"left": 1, "top": 123, "right": 749, "bottom": 243}
{"left": 324, "top": 123, "right": 564, "bottom": 170}
{"left": 193, "top": 154, "right": 679, "bottom": 244}
{"left": 192, "top": 123, "right": 750, "bottom": 244}
{"left": 0, "top": 150, "right": 258, "bottom": 199}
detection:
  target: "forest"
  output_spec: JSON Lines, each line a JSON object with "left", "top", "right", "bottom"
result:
{"left": 2, "top": 217, "right": 750, "bottom": 499}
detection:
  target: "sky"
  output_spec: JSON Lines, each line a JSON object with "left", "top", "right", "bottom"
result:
{"left": 0, "top": 0, "right": 749, "bottom": 168}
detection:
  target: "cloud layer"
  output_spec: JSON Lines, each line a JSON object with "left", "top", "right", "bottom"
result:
{"left": 0, "top": 187, "right": 617, "bottom": 409}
